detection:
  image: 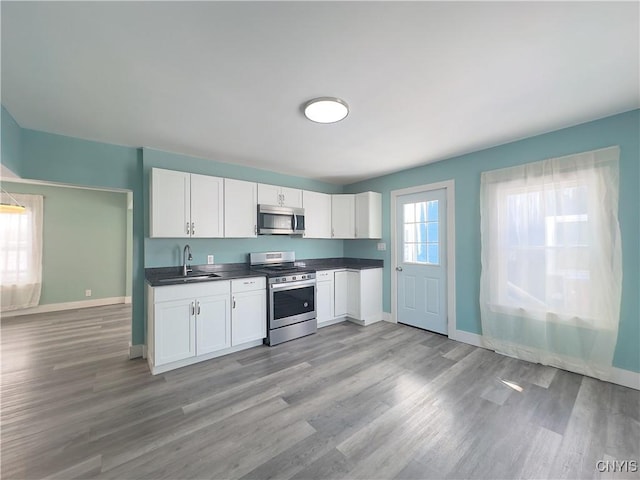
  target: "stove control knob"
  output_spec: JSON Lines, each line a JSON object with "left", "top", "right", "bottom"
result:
{"left": 292, "top": 276, "right": 297, "bottom": 281}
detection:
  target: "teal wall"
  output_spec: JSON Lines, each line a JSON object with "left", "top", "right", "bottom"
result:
{"left": 344, "top": 109, "right": 640, "bottom": 373}
{"left": 1, "top": 106, "right": 23, "bottom": 176}
{"left": 3, "top": 115, "right": 344, "bottom": 346}
{"left": 142, "top": 148, "right": 344, "bottom": 267}
{"left": 2, "top": 181, "right": 129, "bottom": 304}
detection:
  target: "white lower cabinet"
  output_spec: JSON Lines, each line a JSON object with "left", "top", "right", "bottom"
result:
{"left": 318, "top": 268, "right": 383, "bottom": 328}
{"left": 153, "top": 298, "right": 196, "bottom": 365}
{"left": 231, "top": 277, "right": 267, "bottom": 345}
{"left": 147, "top": 278, "right": 266, "bottom": 374}
{"left": 196, "top": 294, "right": 231, "bottom": 356}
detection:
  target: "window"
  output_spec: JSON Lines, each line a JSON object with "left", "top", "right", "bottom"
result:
{"left": 1, "top": 193, "right": 44, "bottom": 311}
{"left": 403, "top": 200, "right": 439, "bottom": 264}
{"left": 479, "top": 147, "right": 622, "bottom": 381}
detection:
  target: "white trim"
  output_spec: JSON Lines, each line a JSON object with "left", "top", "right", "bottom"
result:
{"left": 1, "top": 296, "right": 127, "bottom": 317}
{"left": 610, "top": 367, "right": 640, "bottom": 391}
{"left": 450, "top": 329, "right": 639, "bottom": 391}
{"left": 318, "top": 317, "right": 347, "bottom": 328}
{"left": 129, "top": 344, "right": 146, "bottom": 359}
{"left": 124, "top": 296, "right": 132, "bottom": 304}
{"left": 0, "top": 176, "right": 132, "bottom": 194}
{"left": 382, "top": 312, "right": 394, "bottom": 323}
{"left": 390, "top": 180, "right": 456, "bottom": 338}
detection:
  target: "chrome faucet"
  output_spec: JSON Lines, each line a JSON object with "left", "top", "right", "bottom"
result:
{"left": 183, "top": 244, "right": 193, "bottom": 277}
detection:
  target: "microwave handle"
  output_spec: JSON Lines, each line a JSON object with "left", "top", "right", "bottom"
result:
{"left": 293, "top": 213, "right": 297, "bottom": 232}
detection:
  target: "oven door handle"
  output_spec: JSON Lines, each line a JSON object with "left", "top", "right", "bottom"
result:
{"left": 271, "top": 279, "right": 316, "bottom": 290}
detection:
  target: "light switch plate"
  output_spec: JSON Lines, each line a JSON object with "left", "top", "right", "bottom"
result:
{"left": 207, "top": 255, "right": 214, "bottom": 264}
{"left": 377, "top": 243, "right": 387, "bottom": 251}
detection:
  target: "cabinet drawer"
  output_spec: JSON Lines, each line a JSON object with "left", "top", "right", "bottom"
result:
{"left": 232, "top": 276, "right": 266, "bottom": 293}
{"left": 153, "top": 280, "right": 230, "bottom": 303}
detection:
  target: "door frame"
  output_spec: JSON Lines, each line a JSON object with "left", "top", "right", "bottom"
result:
{"left": 390, "top": 179, "right": 456, "bottom": 338}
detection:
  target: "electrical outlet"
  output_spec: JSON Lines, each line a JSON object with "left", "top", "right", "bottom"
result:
{"left": 377, "top": 242, "right": 387, "bottom": 251}
{"left": 85, "top": 289, "right": 92, "bottom": 297}
{"left": 207, "top": 255, "right": 214, "bottom": 265}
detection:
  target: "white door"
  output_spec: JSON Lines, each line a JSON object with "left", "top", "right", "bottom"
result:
{"left": 280, "top": 187, "right": 303, "bottom": 208}
{"left": 334, "top": 271, "right": 348, "bottom": 317}
{"left": 191, "top": 174, "right": 224, "bottom": 238}
{"left": 303, "top": 191, "right": 332, "bottom": 238}
{"left": 396, "top": 189, "right": 447, "bottom": 334}
{"left": 155, "top": 298, "right": 196, "bottom": 365}
{"left": 196, "top": 294, "right": 231, "bottom": 355}
{"left": 331, "top": 194, "right": 355, "bottom": 238}
{"left": 224, "top": 178, "right": 257, "bottom": 237}
{"left": 150, "top": 168, "right": 190, "bottom": 238}
{"left": 231, "top": 289, "right": 267, "bottom": 345}
{"left": 257, "top": 183, "right": 281, "bottom": 206}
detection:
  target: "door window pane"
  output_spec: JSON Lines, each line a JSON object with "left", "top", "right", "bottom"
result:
{"left": 403, "top": 200, "right": 439, "bottom": 265}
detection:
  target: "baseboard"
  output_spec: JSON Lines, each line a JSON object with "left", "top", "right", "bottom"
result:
{"left": 124, "top": 296, "right": 132, "bottom": 304}
{"left": 1, "top": 296, "right": 128, "bottom": 317}
{"left": 450, "top": 329, "right": 638, "bottom": 391}
{"left": 382, "top": 312, "right": 394, "bottom": 323}
{"left": 318, "top": 317, "right": 346, "bottom": 329}
{"left": 129, "top": 344, "right": 146, "bottom": 359}
{"left": 610, "top": 367, "right": 640, "bottom": 390}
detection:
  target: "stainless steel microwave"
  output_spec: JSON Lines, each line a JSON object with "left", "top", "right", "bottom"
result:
{"left": 257, "top": 204, "right": 305, "bottom": 235}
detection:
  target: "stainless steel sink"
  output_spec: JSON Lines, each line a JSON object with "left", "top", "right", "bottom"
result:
{"left": 157, "top": 273, "right": 220, "bottom": 283}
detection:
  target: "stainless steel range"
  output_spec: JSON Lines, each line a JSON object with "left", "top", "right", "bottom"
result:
{"left": 249, "top": 251, "right": 316, "bottom": 346}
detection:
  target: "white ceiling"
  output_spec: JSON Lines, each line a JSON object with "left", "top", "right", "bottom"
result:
{"left": 2, "top": 2, "right": 638, "bottom": 185}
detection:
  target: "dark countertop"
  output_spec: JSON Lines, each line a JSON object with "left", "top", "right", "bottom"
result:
{"left": 145, "top": 263, "right": 262, "bottom": 287}
{"left": 145, "top": 257, "right": 383, "bottom": 287}
{"left": 293, "top": 257, "right": 383, "bottom": 271}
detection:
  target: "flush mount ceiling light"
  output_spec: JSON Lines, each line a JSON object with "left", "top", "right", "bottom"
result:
{"left": 303, "top": 97, "right": 349, "bottom": 124}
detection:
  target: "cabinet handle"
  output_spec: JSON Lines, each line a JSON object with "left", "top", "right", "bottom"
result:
{"left": 355, "top": 228, "right": 357, "bottom": 237}
{"left": 331, "top": 228, "right": 334, "bottom": 238}
{"left": 197, "top": 301, "right": 201, "bottom": 315}
{"left": 186, "top": 222, "right": 190, "bottom": 235}
{"left": 254, "top": 225, "right": 257, "bottom": 235}
{"left": 191, "top": 302, "right": 195, "bottom": 316}
{"left": 191, "top": 222, "right": 195, "bottom": 235}
{"left": 232, "top": 296, "right": 236, "bottom": 309}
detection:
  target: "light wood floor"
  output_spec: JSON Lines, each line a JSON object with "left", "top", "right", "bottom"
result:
{"left": 1, "top": 304, "right": 638, "bottom": 480}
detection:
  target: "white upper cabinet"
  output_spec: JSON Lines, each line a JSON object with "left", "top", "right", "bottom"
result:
{"left": 355, "top": 191, "right": 382, "bottom": 239}
{"left": 331, "top": 194, "right": 356, "bottom": 239}
{"left": 190, "top": 173, "right": 224, "bottom": 238}
{"left": 302, "top": 190, "right": 332, "bottom": 239}
{"left": 224, "top": 178, "right": 258, "bottom": 238}
{"left": 150, "top": 168, "right": 223, "bottom": 238}
{"left": 258, "top": 183, "right": 303, "bottom": 208}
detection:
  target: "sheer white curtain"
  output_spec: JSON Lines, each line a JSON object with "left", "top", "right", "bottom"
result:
{"left": 1, "top": 193, "right": 44, "bottom": 311}
{"left": 479, "top": 147, "right": 622, "bottom": 381}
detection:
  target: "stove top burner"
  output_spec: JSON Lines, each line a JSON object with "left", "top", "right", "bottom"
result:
{"left": 250, "top": 263, "right": 315, "bottom": 277}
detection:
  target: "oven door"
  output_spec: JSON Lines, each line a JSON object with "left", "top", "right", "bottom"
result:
{"left": 270, "top": 279, "right": 316, "bottom": 329}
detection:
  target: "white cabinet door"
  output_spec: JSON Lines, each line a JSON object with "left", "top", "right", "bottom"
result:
{"left": 281, "top": 187, "right": 303, "bottom": 208}
{"left": 232, "top": 289, "right": 267, "bottom": 345}
{"left": 316, "top": 280, "right": 334, "bottom": 323}
{"left": 334, "top": 270, "right": 348, "bottom": 317}
{"left": 196, "top": 294, "right": 231, "bottom": 355}
{"left": 225, "top": 178, "right": 257, "bottom": 238}
{"left": 257, "top": 183, "right": 281, "bottom": 206}
{"left": 331, "top": 194, "right": 355, "bottom": 239}
{"left": 150, "top": 168, "right": 190, "bottom": 238}
{"left": 191, "top": 174, "right": 224, "bottom": 238}
{"left": 346, "top": 271, "right": 361, "bottom": 319}
{"left": 355, "top": 191, "right": 382, "bottom": 239}
{"left": 303, "top": 191, "right": 332, "bottom": 239}
{"left": 154, "top": 298, "right": 196, "bottom": 365}
{"left": 258, "top": 184, "right": 303, "bottom": 208}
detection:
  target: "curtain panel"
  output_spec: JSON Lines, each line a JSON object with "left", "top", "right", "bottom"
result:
{"left": 1, "top": 193, "right": 44, "bottom": 312}
{"left": 479, "top": 146, "right": 622, "bottom": 381}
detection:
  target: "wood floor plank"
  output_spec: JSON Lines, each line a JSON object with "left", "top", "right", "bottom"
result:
{"left": 2, "top": 304, "right": 638, "bottom": 480}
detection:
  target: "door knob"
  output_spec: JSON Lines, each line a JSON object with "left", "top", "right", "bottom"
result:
{"left": 396, "top": 266, "right": 403, "bottom": 271}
